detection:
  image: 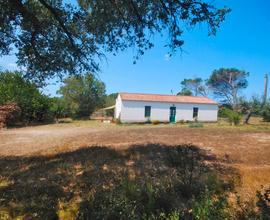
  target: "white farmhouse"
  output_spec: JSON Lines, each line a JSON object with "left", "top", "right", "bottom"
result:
{"left": 115, "top": 93, "right": 218, "bottom": 123}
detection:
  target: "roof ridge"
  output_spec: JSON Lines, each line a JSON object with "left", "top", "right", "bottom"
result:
{"left": 119, "top": 92, "right": 211, "bottom": 99}
{"left": 119, "top": 92, "right": 218, "bottom": 105}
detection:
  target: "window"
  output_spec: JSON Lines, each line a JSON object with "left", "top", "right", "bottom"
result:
{"left": 193, "top": 107, "right": 199, "bottom": 118}
{"left": 145, "top": 106, "right": 151, "bottom": 117}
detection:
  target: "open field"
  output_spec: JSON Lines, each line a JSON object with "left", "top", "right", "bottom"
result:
{"left": 0, "top": 119, "right": 270, "bottom": 218}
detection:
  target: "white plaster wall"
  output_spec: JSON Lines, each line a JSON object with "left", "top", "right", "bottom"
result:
{"left": 119, "top": 100, "right": 218, "bottom": 122}
{"left": 114, "top": 95, "right": 122, "bottom": 119}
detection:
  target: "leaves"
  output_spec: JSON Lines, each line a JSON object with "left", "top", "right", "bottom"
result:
{"left": 207, "top": 68, "right": 249, "bottom": 110}
{"left": 0, "top": 71, "right": 51, "bottom": 123}
{"left": 58, "top": 72, "right": 106, "bottom": 118}
{"left": 1, "top": 0, "right": 230, "bottom": 82}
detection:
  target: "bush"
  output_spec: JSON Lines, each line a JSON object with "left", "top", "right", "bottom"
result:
{"left": 193, "top": 190, "right": 231, "bottom": 220}
{"left": 177, "top": 119, "right": 185, "bottom": 124}
{"left": 218, "top": 106, "right": 232, "bottom": 118}
{"left": 219, "top": 107, "right": 241, "bottom": 125}
{"left": 256, "top": 186, "right": 270, "bottom": 219}
{"left": 262, "top": 104, "right": 270, "bottom": 122}
{"left": 76, "top": 145, "right": 233, "bottom": 220}
{"left": 152, "top": 120, "right": 160, "bottom": 125}
{"left": 235, "top": 186, "right": 270, "bottom": 219}
{"left": 188, "top": 122, "right": 204, "bottom": 128}
{"left": 114, "top": 118, "right": 122, "bottom": 125}
{"left": 229, "top": 113, "right": 241, "bottom": 125}
{"left": 0, "top": 71, "right": 52, "bottom": 124}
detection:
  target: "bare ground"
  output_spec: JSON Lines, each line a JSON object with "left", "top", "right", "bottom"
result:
{"left": 0, "top": 121, "right": 270, "bottom": 198}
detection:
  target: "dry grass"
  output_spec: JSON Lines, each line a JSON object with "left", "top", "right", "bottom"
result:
{"left": 0, "top": 118, "right": 269, "bottom": 218}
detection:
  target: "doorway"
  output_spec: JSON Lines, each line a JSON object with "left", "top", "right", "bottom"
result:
{"left": 169, "top": 106, "right": 176, "bottom": 123}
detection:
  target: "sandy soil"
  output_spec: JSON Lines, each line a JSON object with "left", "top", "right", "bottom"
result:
{"left": 0, "top": 122, "right": 270, "bottom": 197}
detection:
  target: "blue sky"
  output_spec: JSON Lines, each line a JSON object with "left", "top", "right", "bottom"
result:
{"left": 1, "top": 0, "right": 270, "bottom": 98}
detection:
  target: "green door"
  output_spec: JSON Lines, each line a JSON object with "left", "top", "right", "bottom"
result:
{"left": 169, "top": 106, "right": 176, "bottom": 123}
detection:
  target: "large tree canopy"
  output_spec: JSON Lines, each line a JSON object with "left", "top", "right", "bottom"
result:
{"left": 178, "top": 77, "right": 208, "bottom": 96}
{"left": 207, "top": 68, "right": 249, "bottom": 110}
{"left": 1, "top": 0, "right": 230, "bottom": 82}
{"left": 0, "top": 71, "right": 51, "bottom": 122}
{"left": 58, "top": 73, "right": 106, "bottom": 117}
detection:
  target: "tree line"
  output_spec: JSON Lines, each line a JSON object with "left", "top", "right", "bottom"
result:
{"left": 1, "top": 68, "right": 269, "bottom": 126}
{"left": 178, "top": 68, "right": 270, "bottom": 124}
{"left": 0, "top": 71, "right": 117, "bottom": 126}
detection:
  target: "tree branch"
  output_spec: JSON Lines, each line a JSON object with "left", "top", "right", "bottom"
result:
{"left": 37, "top": 0, "right": 76, "bottom": 49}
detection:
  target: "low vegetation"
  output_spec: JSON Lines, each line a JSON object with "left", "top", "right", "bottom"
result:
{"left": 0, "top": 142, "right": 268, "bottom": 219}
{"left": 219, "top": 107, "right": 241, "bottom": 125}
{"left": 0, "top": 119, "right": 269, "bottom": 219}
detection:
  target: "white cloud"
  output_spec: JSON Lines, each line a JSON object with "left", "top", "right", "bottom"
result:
{"left": 7, "top": 63, "right": 18, "bottom": 69}
{"left": 164, "top": 54, "right": 171, "bottom": 61}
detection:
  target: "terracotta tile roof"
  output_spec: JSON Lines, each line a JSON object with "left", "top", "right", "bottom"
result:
{"left": 119, "top": 93, "right": 218, "bottom": 105}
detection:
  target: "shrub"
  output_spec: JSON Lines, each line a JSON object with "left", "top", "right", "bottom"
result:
{"left": 115, "top": 118, "right": 122, "bottom": 125}
{"left": 188, "top": 122, "right": 204, "bottom": 128}
{"left": 0, "top": 71, "right": 52, "bottom": 124}
{"left": 177, "top": 119, "right": 185, "bottom": 124}
{"left": 219, "top": 107, "right": 241, "bottom": 125}
{"left": 228, "top": 112, "right": 241, "bottom": 125}
{"left": 76, "top": 145, "right": 234, "bottom": 220}
{"left": 262, "top": 104, "right": 270, "bottom": 122}
{"left": 193, "top": 190, "right": 231, "bottom": 220}
{"left": 256, "top": 186, "right": 270, "bottom": 219}
{"left": 218, "top": 106, "right": 232, "bottom": 118}
{"left": 152, "top": 120, "right": 160, "bottom": 125}
{"left": 235, "top": 186, "right": 270, "bottom": 219}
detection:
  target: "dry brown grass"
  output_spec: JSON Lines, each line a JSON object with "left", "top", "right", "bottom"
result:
{"left": 0, "top": 118, "right": 269, "bottom": 218}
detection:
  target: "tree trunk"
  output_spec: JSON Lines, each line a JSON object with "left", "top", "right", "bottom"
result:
{"left": 243, "top": 111, "right": 252, "bottom": 124}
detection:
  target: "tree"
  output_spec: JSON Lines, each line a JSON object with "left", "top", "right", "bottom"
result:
{"left": 104, "top": 93, "right": 118, "bottom": 107}
{"left": 207, "top": 68, "right": 249, "bottom": 110}
{"left": 239, "top": 96, "right": 262, "bottom": 124}
{"left": 177, "top": 88, "right": 192, "bottom": 96}
{"left": 49, "top": 97, "right": 70, "bottom": 122}
{"left": 1, "top": 1, "right": 230, "bottom": 82}
{"left": 262, "top": 103, "right": 270, "bottom": 122}
{"left": 179, "top": 78, "right": 208, "bottom": 96}
{"left": 58, "top": 73, "right": 106, "bottom": 118}
{"left": 0, "top": 71, "right": 51, "bottom": 123}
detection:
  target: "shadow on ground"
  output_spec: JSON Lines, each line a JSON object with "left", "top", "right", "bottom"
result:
{"left": 0, "top": 144, "right": 240, "bottom": 219}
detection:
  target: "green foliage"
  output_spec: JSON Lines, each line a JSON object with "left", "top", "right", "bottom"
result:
{"left": 0, "top": 71, "right": 51, "bottom": 123}
{"left": 77, "top": 175, "right": 230, "bottom": 220}
{"left": 193, "top": 191, "right": 230, "bottom": 220}
{"left": 207, "top": 68, "right": 249, "bottom": 110}
{"left": 188, "top": 122, "right": 204, "bottom": 128}
{"left": 239, "top": 96, "right": 262, "bottom": 115}
{"left": 49, "top": 97, "right": 70, "bottom": 121}
{"left": 177, "top": 88, "right": 193, "bottom": 96}
{"left": 218, "top": 106, "right": 232, "bottom": 118}
{"left": 262, "top": 103, "right": 270, "bottom": 122}
{"left": 58, "top": 73, "right": 106, "bottom": 118}
{"left": 1, "top": 1, "right": 230, "bottom": 82}
{"left": 103, "top": 93, "right": 118, "bottom": 117}
{"left": 219, "top": 107, "right": 241, "bottom": 125}
{"left": 177, "top": 119, "right": 186, "bottom": 124}
{"left": 179, "top": 78, "right": 208, "bottom": 96}
{"left": 104, "top": 93, "right": 118, "bottom": 107}
{"left": 0, "top": 143, "right": 243, "bottom": 219}
{"left": 74, "top": 145, "right": 234, "bottom": 220}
